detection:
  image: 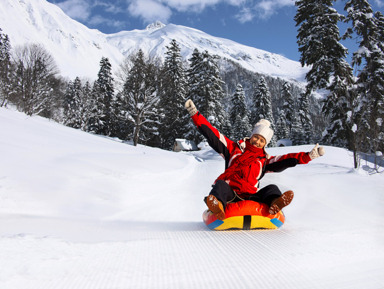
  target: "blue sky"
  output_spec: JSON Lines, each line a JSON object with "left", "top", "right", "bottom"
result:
{"left": 47, "top": 0, "right": 383, "bottom": 62}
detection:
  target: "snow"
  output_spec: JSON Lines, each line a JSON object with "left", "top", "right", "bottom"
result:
{"left": 1, "top": 106, "right": 384, "bottom": 289}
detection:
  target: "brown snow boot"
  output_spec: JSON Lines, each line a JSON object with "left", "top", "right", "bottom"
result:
{"left": 268, "top": 190, "right": 294, "bottom": 215}
{"left": 205, "top": 195, "right": 226, "bottom": 220}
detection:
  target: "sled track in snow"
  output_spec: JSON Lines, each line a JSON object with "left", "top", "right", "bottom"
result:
{"left": 3, "top": 218, "right": 383, "bottom": 289}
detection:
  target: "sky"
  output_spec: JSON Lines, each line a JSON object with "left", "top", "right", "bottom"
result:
{"left": 46, "top": 0, "right": 384, "bottom": 62}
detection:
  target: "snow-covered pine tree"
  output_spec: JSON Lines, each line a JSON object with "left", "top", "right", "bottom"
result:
{"left": 230, "top": 84, "right": 251, "bottom": 140}
{"left": 86, "top": 81, "right": 103, "bottom": 134}
{"left": 250, "top": 76, "right": 276, "bottom": 145}
{"left": 297, "top": 92, "right": 313, "bottom": 144}
{"left": 186, "top": 49, "right": 203, "bottom": 143}
{"left": 63, "top": 80, "right": 74, "bottom": 124}
{"left": 159, "top": 39, "right": 190, "bottom": 150}
{"left": 0, "top": 28, "right": 12, "bottom": 107}
{"left": 291, "top": 115, "right": 304, "bottom": 145}
{"left": 187, "top": 49, "right": 202, "bottom": 101}
{"left": 295, "top": 0, "right": 355, "bottom": 155}
{"left": 275, "top": 109, "right": 289, "bottom": 140}
{"left": 111, "top": 91, "right": 131, "bottom": 140}
{"left": 321, "top": 61, "right": 355, "bottom": 149}
{"left": 86, "top": 58, "right": 114, "bottom": 136}
{"left": 80, "top": 80, "right": 92, "bottom": 131}
{"left": 281, "top": 81, "right": 295, "bottom": 135}
{"left": 374, "top": 12, "right": 384, "bottom": 153}
{"left": 187, "top": 49, "right": 227, "bottom": 143}
{"left": 63, "top": 77, "right": 83, "bottom": 128}
{"left": 295, "top": 0, "right": 347, "bottom": 93}
{"left": 344, "top": 1, "right": 384, "bottom": 154}
{"left": 98, "top": 57, "right": 114, "bottom": 136}
{"left": 122, "top": 50, "right": 160, "bottom": 146}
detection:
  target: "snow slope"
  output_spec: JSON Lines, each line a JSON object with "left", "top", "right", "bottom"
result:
{"left": 1, "top": 107, "right": 384, "bottom": 289}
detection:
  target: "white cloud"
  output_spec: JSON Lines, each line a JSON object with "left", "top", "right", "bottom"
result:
{"left": 125, "top": 0, "right": 244, "bottom": 19}
{"left": 88, "top": 15, "right": 125, "bottom": 29}
{"left": 373, "top": 0, "right": 383, "bottom": 7}
{"left": 56, "top": 0, "right": 92, "bottom": 22}
{"left": 124, "top": 0, "right": 295, "bottom": 25}
{"left": 255, "top": 0, "right": 295, "bottom": 19}
{"left": 94, "top": 1, "right": 122, "bottom": 14}
{"left": 235, "top": 7, "right": 255, "bottom": 23}
{"left": 128, "top": 0, "right": 172, "bottom": 23}
{"left": 161, "top": 0, "right": 220, "bottom": 12}
{"left": 225, "top": 0, "right": 247, "bottom": 5}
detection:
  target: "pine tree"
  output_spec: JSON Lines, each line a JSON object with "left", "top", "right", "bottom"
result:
{"left": 159, "top": 39, "right": 190, "bottom": 149}
{"left": 86, "top": 81, "right": 104, "bottom": 134}
{"left": 321, "top": 63, "right": 355, "bottom": 149}
{"left": 250, "top": 77, "right": 276, "bottom": 145}
{"left": 0, "top": 28, "right": 12, "bottom": 107}
{"left": 81, "top": 80, "right": 92, "bottom": 131}
{"left": 344, "top": 1, "right": 384, "bottom": 155}
{"left": 230, "top": 84, "right": 251, "bottom": 140}
{"left": 291, "top": 116, "right": 304, "bottom": 145}
{"left": 281, "top": 81, "right": 295, "bottom": 135}
{"left": 63, "top": 78, "right": 83, "bottom": 129}
{"left": 97, "top": 57, "right": 114, "bottom": 136}
{"left": 297, "top": 92, "right": 313, "bottom": 144}
{"left": 373, "top": 12, "right": 384, "bottom": 153}
{"left": 86, "top": 57, "right": 115, "bottom": 136}
{"left": 187, "top": 49, "right": 203, "bottom": 101}
{"left": 111, "top": 91, "right": 131, "bottom": 140}
{"left": 295, "top": 0, "right": 348, "bottom": 93}
{"left": 275, "top": 109, "right": 289, "bottom": 140}
{"left": 295, "top": 0, "right": 355, "bottom": 158}
{"left": 187, "top": 49, "right": 226, "bottom": 143}
{"left": 64, "top": 77, "right": 82, "bottom": 128}
{"left": 122, "top": 50, "right": 160, "bottom": 146}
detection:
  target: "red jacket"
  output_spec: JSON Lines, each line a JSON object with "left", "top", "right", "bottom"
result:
{"left": 191, "top": 111, "right": 311, "bottom": 197}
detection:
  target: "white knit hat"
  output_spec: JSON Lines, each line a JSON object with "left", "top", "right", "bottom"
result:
{"left": 250, "top": 119, "right": 274, "bottom": 145}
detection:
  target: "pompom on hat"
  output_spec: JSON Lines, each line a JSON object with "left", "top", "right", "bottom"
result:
{"left": 250, "top": 119, "right": 274, "bottom": 145}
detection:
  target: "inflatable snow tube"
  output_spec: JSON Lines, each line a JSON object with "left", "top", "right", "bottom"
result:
{"left": 203, "top": 200, "right": 285, "bottom": 230}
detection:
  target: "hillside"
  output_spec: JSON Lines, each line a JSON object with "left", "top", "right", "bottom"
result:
{"left": 1, "top": 107, "right": 384, "bottom": 288}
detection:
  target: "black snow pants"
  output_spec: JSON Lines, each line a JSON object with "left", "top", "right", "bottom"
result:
{"left": 208, "top": 180, "right": 282, "bottom": 208}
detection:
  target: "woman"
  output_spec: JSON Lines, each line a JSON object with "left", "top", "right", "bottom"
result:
{"left": 185, "top": 99, "right": 325, "bottom": 220}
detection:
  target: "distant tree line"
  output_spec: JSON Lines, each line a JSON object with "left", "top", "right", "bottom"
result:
{"left": 1, "top": 0, "right": 383, "bottom": 168}
{"left": 0, "top": 30, "right": 319, "bottom": 149}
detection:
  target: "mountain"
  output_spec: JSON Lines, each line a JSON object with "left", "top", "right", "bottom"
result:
{"left": 0, "top": 0, "right": 124, "bottom": 79}
{"left": 106, "top": 21, "right": 309, "bottom": 82}
{"left": 0, "top": 0, "right": 308, "bottom": 82}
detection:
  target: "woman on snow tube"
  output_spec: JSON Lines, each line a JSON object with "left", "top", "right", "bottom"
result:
{"left": 185, "top": 99, "right": 325, "bottom": 229}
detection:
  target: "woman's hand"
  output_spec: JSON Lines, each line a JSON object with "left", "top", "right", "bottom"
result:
{"left": 309, "top": 144, "right": 325, "bottom": 159}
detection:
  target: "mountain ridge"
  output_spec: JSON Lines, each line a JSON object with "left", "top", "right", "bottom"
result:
{"left": 0, "top": 0, "right": 308, "bottom": 82}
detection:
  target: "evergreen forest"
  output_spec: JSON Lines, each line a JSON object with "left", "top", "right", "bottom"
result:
{"left": 0, "top": 0, "right": 383, "bottom": 169}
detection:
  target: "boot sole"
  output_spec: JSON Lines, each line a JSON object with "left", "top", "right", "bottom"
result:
{"left": 205, "top": 195, "right": 226, "bottom": 220}
{"left": 269, "top": 190, "right": 294, "bottom": 215}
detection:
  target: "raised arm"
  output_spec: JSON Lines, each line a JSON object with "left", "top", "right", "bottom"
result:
{"left": 185, "top": 99, "right": 238, "bottom": 167}
{"left": 265, "top": 144, "right": 325, "bottom": 173}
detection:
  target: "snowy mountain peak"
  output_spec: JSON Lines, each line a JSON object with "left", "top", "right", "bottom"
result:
{"left": 0, "top": 0, "right": 309, "bottom": 82}
{"left": 146, "top": 21, "right": 166, "bottom": 31}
